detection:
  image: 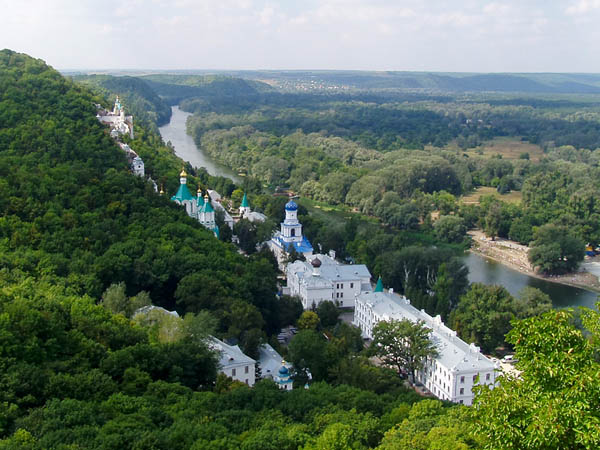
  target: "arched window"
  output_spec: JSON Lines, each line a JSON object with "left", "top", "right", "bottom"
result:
{"left": 291, "top": 228, "right": 296, "bottom": 237}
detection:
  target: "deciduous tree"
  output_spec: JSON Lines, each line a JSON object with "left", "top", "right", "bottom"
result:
{"left": 369, "top": 319, "right": 438, "bottom": 383}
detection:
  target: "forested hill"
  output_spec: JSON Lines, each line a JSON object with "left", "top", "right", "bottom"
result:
{"left": 226, "top": 70, "right": 600, "bottom": 94}
{"left": 0, "top": 48, "right": 287, "bottom": 356}
{"left": 72, "top": 74, "right": 172, "bottom": 128}
{"left": 140, "top": 74, "right": 275, "bottom": 106}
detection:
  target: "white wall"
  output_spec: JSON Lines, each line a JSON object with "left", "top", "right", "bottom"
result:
{"left": 221, "top": 363, "right": 256, "bottom": 386}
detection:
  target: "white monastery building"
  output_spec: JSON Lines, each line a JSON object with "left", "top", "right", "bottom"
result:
{"left": 269, "top": 199, "right": 313, "bottom": 267}
{"left": 210, "top": 337, "right": 256, "bottom": 386}
{"left": 286, "top": 253, "right": 371, "bottom": 309}
{"left": 118, "top": 143, "right": 145, "bottom": 177}
{"left": 207, "top": 190, "right": 234, "bottom": 230}
{"left": 354, "top": 287, "right": 497, "bottom": 405}
{"left": 96, "top": 96, "right": 134, "bottom": 139}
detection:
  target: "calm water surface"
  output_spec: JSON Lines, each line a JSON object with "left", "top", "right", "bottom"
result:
{"left": 463, "top": 253, "right": 598, "bottom": 309}
{"left": 159, "top": 106, "right": 240, "bottom": 183}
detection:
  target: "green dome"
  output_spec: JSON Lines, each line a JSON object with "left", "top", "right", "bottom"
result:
{"left": 374, "top": 276, "right": 384, "bottom": 292}
{"left": 201, "top": 195, "right": 214, "bottom": 213}
{"left": 171, "top": 183, "right": 195, "bottom": 202}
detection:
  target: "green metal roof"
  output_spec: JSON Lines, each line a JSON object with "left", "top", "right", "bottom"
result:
{"left": 197, "top": 194, "right": 205, "bottom": 207}
{"left": 201, "top": 197, "right": 214, "bottom": 213}
{"left": 241, "top": 192, "right": 249, "bottom": 208}
{"left": 171, "top": 183, "right": 195, "bottom": 202}
{"left": 374, "top": 276, "right": 384, "bottom": 292}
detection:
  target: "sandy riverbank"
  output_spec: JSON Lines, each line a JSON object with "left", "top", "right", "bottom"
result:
{"left": 468, "top": 230, "right": 600, "bottom": 293}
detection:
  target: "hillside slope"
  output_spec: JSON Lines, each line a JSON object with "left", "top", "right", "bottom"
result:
{"left": 0, "top": 49, "right": 281, "bottom": 353}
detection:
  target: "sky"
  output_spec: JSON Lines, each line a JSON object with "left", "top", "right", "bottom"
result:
{"left": 1, "top": 0, "right": 600, "bottom": 72}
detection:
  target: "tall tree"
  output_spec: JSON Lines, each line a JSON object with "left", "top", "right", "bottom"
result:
{"left": 449, "top": 283, "right": 517, "bottom": 354}
{"left": 369, "top": 319, "right": 438, "bottom": 383}
{"left": 528, "top": 224, "right": 585, "bottom": 274}
{"left": 473, "top": 308, "right": 600, "bottom": 449}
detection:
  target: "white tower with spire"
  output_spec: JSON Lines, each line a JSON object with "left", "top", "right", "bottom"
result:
{"left": 239, "top": 192, "right": 251, "bottom": 218}
{"left": 280, "top": 200, "right": 303, "bottom": 243}
{"left": 268, "top": 198, "right": 313, "bottom": 268}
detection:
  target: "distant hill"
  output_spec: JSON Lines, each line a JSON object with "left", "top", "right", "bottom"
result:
{"left": 221, "top": 70, "right": 600, "bottom": 94}
{"left": 139, "top": 74, "right": 275, "bottom": 105}
{"left": 72, "top": 74, "right": 172, "bottom": 127}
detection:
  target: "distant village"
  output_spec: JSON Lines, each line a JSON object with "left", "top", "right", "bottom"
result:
{"left": 98, "top": 96, "right": 500, "bottom": 405}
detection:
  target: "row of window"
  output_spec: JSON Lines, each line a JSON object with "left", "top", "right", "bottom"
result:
{"left": 459, "top": 373, "right": 491, "bottom": 384}
{"left": 231, "top": 365, "right": 251, "bottom": 377}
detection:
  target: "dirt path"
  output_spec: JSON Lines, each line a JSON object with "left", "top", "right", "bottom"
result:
{"left": 468, "top": 230, "right": 600, "bottom": 293}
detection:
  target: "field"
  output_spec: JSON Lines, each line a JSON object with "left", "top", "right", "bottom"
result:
{"left": 460, "top": 137, "right": 545, "bottom": 162}
{"left": 461, "top": 186, "right": 523, "bottom": 204}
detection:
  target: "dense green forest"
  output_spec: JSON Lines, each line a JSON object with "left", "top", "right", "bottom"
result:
{"left": 0, "top": 50, "right": 291, "bottom": 355}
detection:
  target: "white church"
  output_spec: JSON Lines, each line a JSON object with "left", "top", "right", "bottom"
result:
{"left": 96, "top": 96, "right": 134, "bottom": 139}
{"left": 239, "top": 193, "right": 266, "bottom": 223}
{"left": 170, "top": 169, "right": 220, "bottom": 237}
{"left": 269, "top": 199, "right": 313, "bottom": 268}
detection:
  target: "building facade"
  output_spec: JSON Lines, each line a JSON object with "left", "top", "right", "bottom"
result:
{"left": 210, "top": 337, "right": 256, "bottom": 386}
{"left": 354, "top": 290, "right": 497, "bottom": 405}
{"left": 286, "top": 253, "right": 372, "bottom": 309}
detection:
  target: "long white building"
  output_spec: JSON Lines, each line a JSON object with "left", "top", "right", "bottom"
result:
{"left": 286, "top": 253, "right": 371, "bottom": 309}
{"left": 354, "top": 289, "right": 497, "bottom": 405}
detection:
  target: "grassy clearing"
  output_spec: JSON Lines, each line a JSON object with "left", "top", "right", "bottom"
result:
{"left": 460, "top": 137, "right": 545, "bottom": 162}
{"left": 298, "top": 198, "right": 379, "bottom": 227}
{"left": 461, "top": 186, "right": 523, "bottom": 204}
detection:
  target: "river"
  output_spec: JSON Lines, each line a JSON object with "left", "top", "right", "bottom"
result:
{"left": 159, "top": 106, "right": 240, "bottom": 183}
{"left": 464, "top": 253, "right": 598, "bottom": 309}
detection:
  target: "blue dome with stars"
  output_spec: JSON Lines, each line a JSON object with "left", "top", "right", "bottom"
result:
{"left": 285, "top": 200, "right": 298, "bottom": 211}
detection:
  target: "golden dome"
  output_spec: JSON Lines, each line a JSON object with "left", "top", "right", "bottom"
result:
{"left": 180, "top": 168, "right": 187, "bottom": 177}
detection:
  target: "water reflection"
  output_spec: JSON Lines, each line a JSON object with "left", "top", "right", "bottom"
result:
{"left": 463, "top": 253, "right": 598, "bottom": 310}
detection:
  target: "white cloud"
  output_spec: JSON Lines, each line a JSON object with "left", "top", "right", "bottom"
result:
{"left": 566, "top": 0, "right": 600, "bottom": 15}
{"left": 259, "top": 6, "right": 274, "bottom": 25}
